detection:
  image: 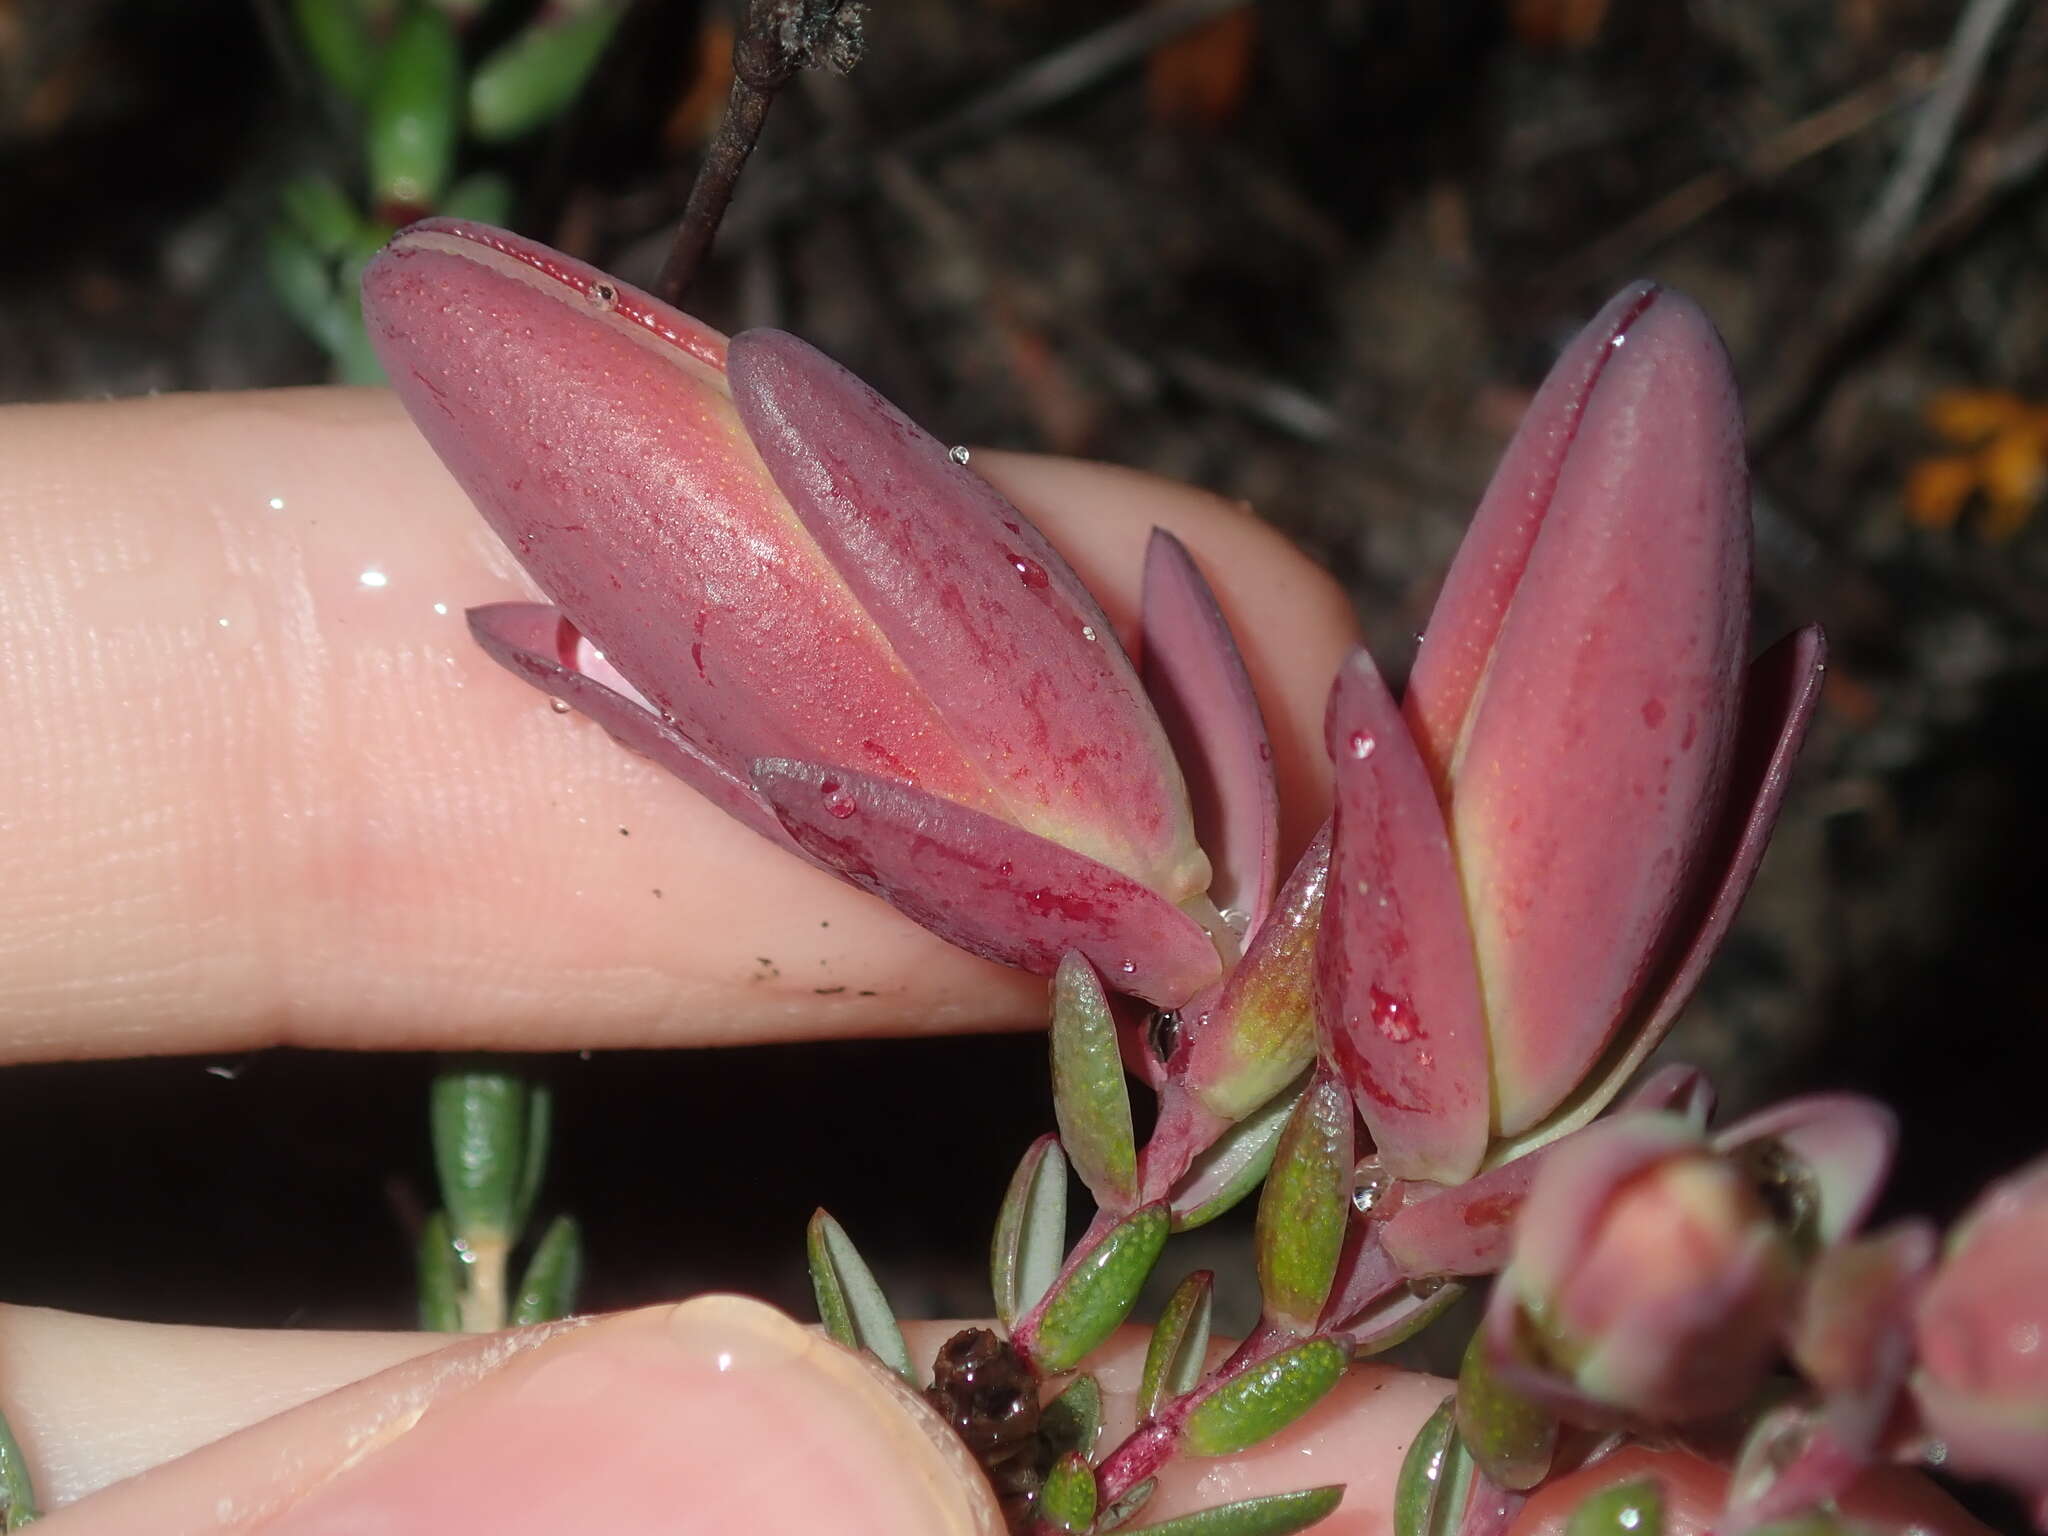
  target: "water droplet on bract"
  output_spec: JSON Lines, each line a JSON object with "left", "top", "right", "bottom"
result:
{"left": 1012, "top": 555, "right": 1049, "bottom": 589}
{"left": 590, "top": 282, "right": 618, "bottom": 311}
{"left": 1406, "top": 1275, "right": 1446, "bottom": 1299}
{"left": 1351, "top": 1157, "right": 1395, "bottom": 1214}
{"left": 1081, "top": 625, "right": 1097, "bottom": 641}
{"left": 549, "top": 698, "right": 573, "bottom": 714}
{"left": 1609, "top": 332, "right": 1626, "bottom": 348}
{"left": 948, "top": 445, "right": 971, "bottom": 466}
{"left": 1218, "top": 906, "right": 1248, "bottom": 936}
{"left": 1368, "top": 984, "right": 1419, "bottom": 1042}
{"left": 1120, "top": 959, "right": 1137, "bottom": 974}
{"left": 818, "top": 777, "right": 857, "bottom": 819}
{"left": 1348, "top": 731, "right": 1376, "bottom": 760}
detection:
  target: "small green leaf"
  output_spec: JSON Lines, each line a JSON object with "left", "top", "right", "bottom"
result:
{"left": 417, "top": 1209, "right": 464, "bottom": 1332}
{"left": 0, "top": 1403, "right": 40, "bottom": 1529}
{"left": 1125, "top": 1483, "right": 1344, "bottom": 1534}
{"left": 1393, "top": 1396, "right": 1472, "bottom": 1536}
{"left": 806, "top": 1209, "right": 914, "bottom": 1384}
{"left": 292, "top": 0, "right": 381, "bottom": 103}
{"left": 991, "top": 1135, "right": 1069, "bottom": 1329}
{"left": 1040, "top": 1374, "right": 1103, "bottom": 1461}
{"left": 431, "top": 1062, "right": 535, "bottom": 1244}
{"left": 1140, "top": 1270, "right": 1215, "bottom": 1420}
{"left": 1027, "top": 1204, "right": 1171, "bottom": 1372}
{"left": 511, "top": 1214, "right": 582, "bottom": 1324}
{"left": 264, "top": 225, "right": 352, "bottom": 358}
{"left": 1454, "top": 1324, "right": 1556, "bottom": 1491}
{"left": 468, "top": 1, "right": 624, "bottom": 141}
{"left": 279, "top": 174, "right": 366, "bottom": 256}
{"left": 1040, "top": 1450, "right": 1100, "bottom": 1533}
{"left": 510, "top": 1080, "right": 553, "bottom": 1238}
{"left": 1051, "top": 952, "right": 1140, "bottom": 1211}
{"left": 1098, "top": 1478, "right": 1158, "bottom": 1532}
{"left": 1254, "top": 1073, "right": 1353, "bottom": 1333}
{"left": 1564, "top": 1479, "right": 1665, "bottom": 1536}
{"left": 1170, "top": 1078, "right": 1304, "bottom": 1232}
{"left": 1182, "top": 1337, "right": 1349, "bottom": 1457}
{"left": 440, "top": 170, "right": 515, "bottom": 227}
{"left": 366, "top": 2, "right": 462, "bottom": 210}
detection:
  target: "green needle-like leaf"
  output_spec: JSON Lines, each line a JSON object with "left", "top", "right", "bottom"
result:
{"left": 1170, "top": 1079, "right": 1304, "bottom": 1232}
{"left": 1254, "top": 1074, "right": 1353, "bottom": 1333}
{"left": 0, "top": 1403, "right": 39, "bottom": 1529}
{"left": 432, "top": 1062, "right": 536, "bottom": 1245}
{"left": 1039, "top": 1450, "right": 1100, "bottom": 1533}
{"left": 510, "top": 1080, "right": 553, "bottom": 1239}
{"left": 279, "top": 174, "right": 366, "bottom": 257}
{"left": 292, "top": 0, "right": 381, "bottom": 103}
{"left": 1098, "top": 1479, "right": 1159, "bottom": 1532}
{"left": 468, "top": 2, "right": 624, "bottom": 141}
{"left": 440, "top": 170, "right": 515, "bottom": 227}
{"left": 1393, "top": 1397, "right": 1473, "bottom": 1536}
{"left": 991, "top": 1135, "right": 1068, "bottom": 1329}
{"left": 1124, "top": 1483, "right": 1344, "bottom": 1534}
{"left": 366, "top": 2, "right": 462, "bottom": 210}
{"left": 1051, "top": 952, "right": 1141, "bottom": 1211}
{"left": 1454, "top": 1325, "right": 1556, "bottom": 1491}
{"left": 1028, "top": 1204, "right": 1171, "bottom": 1372}
{"left": 1041, "top": 1374, "right": 1104, "bottom": 1461}
{"left": 1182, "top": 1338, "right": 1349, "bottom": 1457}
{"left": 1564, "top": 1479, "right": 1665, "bottom": 1536}
{"left": 511, "top": 1214, "right": 582, "bottom": 1325}
{"left": 417, "top": 1209, "right": 464, "bottom": 1332}
{"left": 807, "top": 1209, "right": 915, "bottom": 1384}
{"left": 1140, "top": 1270, "right": 1215, "bottom": 1419}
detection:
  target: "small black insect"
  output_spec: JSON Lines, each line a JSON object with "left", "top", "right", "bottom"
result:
{"left": 925, "top": 1327, "right": 1043, "bottom": 1532}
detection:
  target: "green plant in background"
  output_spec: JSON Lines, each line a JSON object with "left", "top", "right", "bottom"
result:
{"left": 268, "top": 0, "right": 625, "bottom": 383}
{"left": 419, "top": 1059, "right": 582, "bottom": 1333}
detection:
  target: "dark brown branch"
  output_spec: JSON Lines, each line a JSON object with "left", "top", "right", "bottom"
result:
{"left": 654, "top": 0, "right": 864, "bottom": 307}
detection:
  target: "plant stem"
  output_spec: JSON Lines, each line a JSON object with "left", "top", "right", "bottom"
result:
{"left": 0, "top": 1405, "right": 39, "bottom": 1529}
{"left": 655, "top": 0, "right": 864, "bottom": 305}
{"left": 457, "top": 1231, "right": 513, "bottom": 1333}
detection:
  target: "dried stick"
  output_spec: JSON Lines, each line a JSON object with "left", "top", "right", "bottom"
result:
{"left": 655, "top": 0, "right": 864, "bottom": 306}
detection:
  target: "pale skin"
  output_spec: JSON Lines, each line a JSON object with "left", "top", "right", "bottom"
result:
{"left": 0, "top": 392, "right": 1985, "bottom": 1533}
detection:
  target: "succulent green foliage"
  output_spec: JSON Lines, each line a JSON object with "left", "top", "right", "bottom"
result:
{"left": 1041, "top": 1374, "right": 1104, "bottom": 1462}
{"left": 1140, "top": 1270, "right": 1216, "bottom": 1420}
{"left": 1030, "top": 1205, "right": 1171, "bottom": 1372}
{"left": 1393, "top": 1396, "right": 1473, "bottom": 1536}
{"left": 1051, "top": 953, "right": 1141, "bottom": 1211}
{"left": 511, "top": 1214, "right": 583, "bottom": 1325}
{"left": 1098, "top": 1479, "right": 1159, "bottom": 1532}
{"left": 992, "top": 1135, "right": 1069, "bottom": 1330}
{"left": 1124, "top": 1484, "right": 1344, "bottom": 1535}
{"left": 0, "top": 1405, "right": 39, "bottom": 1529}
{"left": 806, "top": 1209, "right": 914, "bottom": 1384}
{"left": 1171, "top": 1079, "right": 1304, "bottom": 1232}
{"left": 1254, "top": 1075, "right": 1353, "bottom": 1333}
{"left": 367, "top": 3, "right": 463, "bottom": 209}
{"left": 1563, "top": 1478, "right": 1665, "bottom": 1536}
{"left": 1040, "top": 1450, "right": 1100, "bottom": 1533}
{"left": 417, "top": 1209, "right": 464, "bottom": 1332}
{"left": 1182, "top": 1338, "right": 1349, "bottom": 1457}
{"left": 469, "top": 1, "right": 624, "bottom": 141}
{"left": 293, "top": 0, "right": 382, "bottom": 103}
{"left": 1454, "top": 1324, "right": 1557, "bottom": 1491}
{"left": 431, "top": 1062, "right": 551, "bottom": 1243}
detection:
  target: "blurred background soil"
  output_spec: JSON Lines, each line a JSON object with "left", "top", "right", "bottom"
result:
{"left": 4, "top": 0, "right": 2047, "bottom": 1418}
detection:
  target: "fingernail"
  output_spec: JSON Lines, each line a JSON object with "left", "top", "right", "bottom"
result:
{"left": 267, "top": 1296, "right": 1001, "bottom": 1535}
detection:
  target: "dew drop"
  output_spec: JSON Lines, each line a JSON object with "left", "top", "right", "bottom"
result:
{"left": 359, "top": 568, "right": 388, "bottom": 589}
{"left": 1368, "top": 984, "right": 1419, "bottom": 1043}
{"left": 1120, "top": 959, "right": 1137, "bottom": 974}
{"left": 948, "top": 445, "right": 971, "bottom": 466}
{"left": 1348, "top": 731, "right": 1376, "bottom": 760}
{"left": 433, "top": 601, "right": 449, "bottom": 616}
{"left": 818, "top": 777, "right": 857, "bottom": 819}
{"left": 1406, "top": 1275, "right": 1447, "bottom": 1299}
{"left": 1011, "top": 554, "right": 1049, "bottom": 589}
{"left": 1218, "top": 906, "right": 1249, "bottom": 936}
{"left": 1351, "top": 1157, "right": 1396, "bottom": 1215}
{"left": 1081, "top": 624, "right": 1097, "bottom": 641}
{"left": 549, "top": 698, "right": 573, "bottom": 714}
{"left": 266, "top": 495, "right": 286, "bottom": 512}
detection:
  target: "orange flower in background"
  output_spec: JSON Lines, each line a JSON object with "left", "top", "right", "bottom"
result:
{"left": 1905, "top": 389, "right": 2048, "bottom": 540}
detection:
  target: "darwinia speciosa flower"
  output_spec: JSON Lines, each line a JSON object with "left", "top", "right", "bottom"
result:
{"left": 363, "top": 224, "right": 2046, "bottom": 1535}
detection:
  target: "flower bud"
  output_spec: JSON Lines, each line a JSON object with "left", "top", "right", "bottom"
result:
{"left": 1490, "top": 1113, "right": 1798, "bottom": 1423}
{"left": 1912, "top": 1155, "right": 2048, "bottom": 1505}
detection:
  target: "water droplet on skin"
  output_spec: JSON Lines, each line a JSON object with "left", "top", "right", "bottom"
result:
{"left": 948, "top": 445, "right": 971, "bottom": 466}
{"left": 433, "top": 602, "right": 449, "bottom": 616}
{"left": 1348, "top": 731, "right": 1376, "bottom": 760}
{"left": 549, "top": 698, "right": 573, "bottom": 714}
{"left": 266, "top": 496, "right": 286, "bottom": 512}
{"left": 359, "top": 568, "right": 388, "bottom": 589}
